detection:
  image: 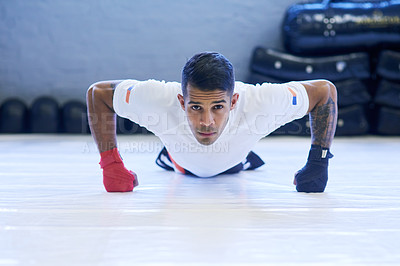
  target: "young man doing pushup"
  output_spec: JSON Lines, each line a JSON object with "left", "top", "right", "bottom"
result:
{"left": 86, "top": 52, "right": 337, "bottom": 193}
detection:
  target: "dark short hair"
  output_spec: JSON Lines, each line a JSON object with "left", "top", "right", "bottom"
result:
{"left": 181, "top": 52, "right": 235, "bottom": 97}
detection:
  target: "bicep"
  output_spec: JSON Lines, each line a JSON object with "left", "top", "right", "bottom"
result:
{"left": 91, "top": 80, "right": 124, "bottom": 111}
{"left": 92, "top": 80, "right": 124, "bottom": 90}
{"left": 298, "top": 80, "right": 336, "bottom": 114}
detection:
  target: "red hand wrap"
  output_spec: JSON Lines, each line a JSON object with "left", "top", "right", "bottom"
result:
{"left": 99, "top": 148, "right": 139, "bottom": 192}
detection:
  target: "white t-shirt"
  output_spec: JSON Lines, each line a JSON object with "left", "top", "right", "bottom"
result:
{"left": 113, "top": 79, "right": 309, "bottom": 177}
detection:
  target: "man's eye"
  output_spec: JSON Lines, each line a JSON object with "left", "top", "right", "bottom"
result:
{"left": 214, "top": 105, "right": 223, "bottom": 110}
{"left": 191, "top": 106, "right": 201, "bottom": 111}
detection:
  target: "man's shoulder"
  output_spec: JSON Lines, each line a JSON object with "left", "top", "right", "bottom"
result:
{"left": 234, "top": 81, "right": 251, "bottom": 93}
{"left": 119, "top": 79, "right": 181, "bottom": 96}
{"left": 131, "top": 79, "right": 180, "bottom": 88}
{"left": 234, "top": 81, "right": 274, "bottom": 92}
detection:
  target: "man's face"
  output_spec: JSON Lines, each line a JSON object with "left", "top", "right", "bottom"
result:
{"left": 177, "top": 84, "right": 239, "bottom": 145}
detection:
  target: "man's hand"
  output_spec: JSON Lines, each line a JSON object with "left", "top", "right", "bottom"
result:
{"left": 103, "top": 166, "right": 138, "bottom": 193}
{"left": 293, "top": 145, "right": 333, "bottom": 193}
{"left": 100, "top": 148, "right": 139, "bottom": 192}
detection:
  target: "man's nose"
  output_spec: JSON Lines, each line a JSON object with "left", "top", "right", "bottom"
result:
{"left": 200, "top": 111, "right": 215, "bottom": 127}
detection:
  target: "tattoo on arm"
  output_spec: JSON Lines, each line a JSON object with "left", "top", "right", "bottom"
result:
{"left": 309, "top": 97, "right": 337, "bottom": 148}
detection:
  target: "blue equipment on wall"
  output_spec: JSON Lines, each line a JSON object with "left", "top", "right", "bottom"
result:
{"left": 282, "top": 0, "right": 400, "bottom": 55}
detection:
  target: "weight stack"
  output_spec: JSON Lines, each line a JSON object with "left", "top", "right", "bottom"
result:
{"left": 374, "top": 50, "right": 400, "bottom": 135}
{"left": 247, "top": 47, "right": 372, "bottom": 136}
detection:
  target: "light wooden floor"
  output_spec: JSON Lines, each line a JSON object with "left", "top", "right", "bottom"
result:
{"left": 1, "top": 134, "right": 399, "bottom": 265}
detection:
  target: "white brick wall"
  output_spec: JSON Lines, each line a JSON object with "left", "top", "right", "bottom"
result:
{"left": 0, "top": 0, "right": 299, "bottom": 104}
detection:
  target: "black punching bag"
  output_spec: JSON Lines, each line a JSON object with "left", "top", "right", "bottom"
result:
{"left": 30, "top": 97, "right": 60, "bottom": 133}
{"left": 62, "top": 100, "right": 88, "bottom": 133}
{"left": 0, "top": 98, "right": 28, "bottom": 133}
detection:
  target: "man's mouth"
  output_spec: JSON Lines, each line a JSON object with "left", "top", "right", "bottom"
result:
{"left": 198, "top": 131, "right": 216, "bottom": 137}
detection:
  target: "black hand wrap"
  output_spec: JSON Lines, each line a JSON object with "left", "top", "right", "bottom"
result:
{"left": 295, "top": 145, "right": 333, "bottom": 193}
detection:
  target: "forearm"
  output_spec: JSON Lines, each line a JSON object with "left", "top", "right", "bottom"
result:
{"left": 294, "top": 80, "right": 337, "bottom": 192}
{"left": 308, "top": 82, "right": 338, "bottom": 148}
{"left": 86, "top": 81, "right": 121, "bottom": 153}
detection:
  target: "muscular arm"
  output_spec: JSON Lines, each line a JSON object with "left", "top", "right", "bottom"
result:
{"left": 300, "top": 80, "right": 338, "bottom": 148}
{"left": 292, "top": 80, "right": 337, "bottom": 192}
{"left": 87, "top": 79, "right": 139, "bottom": 192}
{"left": 86, "top": 80, "right": 123, "bottom": 153}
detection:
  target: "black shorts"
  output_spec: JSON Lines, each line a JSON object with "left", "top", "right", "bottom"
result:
{"left": 155, "top": 147, "right": 265, "bottom": 176}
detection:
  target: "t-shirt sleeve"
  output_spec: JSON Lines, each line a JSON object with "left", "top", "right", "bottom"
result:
{"left": 242, "top": 81, "right": 309, "bottom": 135}
{"left": 113, "top": 79, "right": 181, "bottom": 135}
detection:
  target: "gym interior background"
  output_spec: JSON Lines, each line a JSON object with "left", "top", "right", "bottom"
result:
{"left": 1, "top": 1, "right": 400, "bottom": 265}
{"left": 0, "top": 0, "right": 295, "bottom": 128}
{"left": 2, "top": 0, "right": 398, "bottom": 135}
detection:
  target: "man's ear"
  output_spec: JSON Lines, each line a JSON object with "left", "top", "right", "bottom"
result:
{"left": 230, "top": 93, "right": 239, "bottom": 110}
{"left": 177, "top": 94, "right": 185, "bottom": 111}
